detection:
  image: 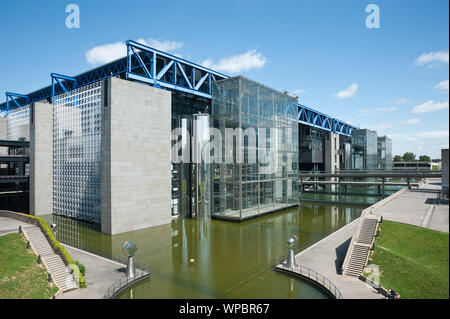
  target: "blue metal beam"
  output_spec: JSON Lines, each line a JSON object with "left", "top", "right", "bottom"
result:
{"left": 5, "top": 92, "right": 30, "bottom": 114}
{"left": 298, "top": 104, "right": 355, "bottom": 136}
{"left": 51, "top": 73, "right": 77, "bottom": 102}
{"left": 125, "top": 40, "right": 228, "bottom": 99}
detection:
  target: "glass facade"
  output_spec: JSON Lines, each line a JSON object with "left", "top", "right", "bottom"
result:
{"left": 171, "top": 93, "right": 211, "bottom": 218}
{"left": 377, "top": 136, "right": 392, "bottom": 169}
{"left": 52, "top": 82, "right": 103, "bottom": 223}
{"left": 211, "top": 76, "right": 299, "bottom": 220}
{"left": 339, "top": 135, "right": 352, "bottom": 170}
{"left": 298, "top": 124, "right": 325, "bottom": 170}
{"left": 351, "top": 129, "right": 378, "bottom": 170}
{"left": 6, "top": 105, "right": 30, "bottom": 141}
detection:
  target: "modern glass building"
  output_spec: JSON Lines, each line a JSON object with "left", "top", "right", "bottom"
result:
{"left": 351, "top": 129, "right": 378, "bottom": 170}
{"left": 1, "top": 40, "right": 393, "bottom": 234}
{"left": 211, "top": 76, "right": 299, "bottom": 220}
{"left": 377, "top": 136, "right": 392, "bottom": 169}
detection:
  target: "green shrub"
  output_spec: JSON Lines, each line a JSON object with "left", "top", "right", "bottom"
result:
{"left": 74, "top": 260, "right": 86, "bottom": 276}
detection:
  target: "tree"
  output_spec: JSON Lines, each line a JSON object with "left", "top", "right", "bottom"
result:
{"left": 419, "top": 155, "right": 431, "bottom": 162}
{"left": 393, "top": 155, "right": 403, "bottom": 162}
{"left": 402, "top": 152, "right": 416, "bottom": 161}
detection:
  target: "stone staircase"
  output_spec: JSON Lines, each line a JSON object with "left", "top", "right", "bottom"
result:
{"left": 342, "top": 215, "right": 379, "bottom": 277}
{"left": 23, "top": 226, "right": 78, "bottom": 292}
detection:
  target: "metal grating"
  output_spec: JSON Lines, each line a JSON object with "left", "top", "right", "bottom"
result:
{"left": 52, "top": 82, "right": 103, "bottom": 223}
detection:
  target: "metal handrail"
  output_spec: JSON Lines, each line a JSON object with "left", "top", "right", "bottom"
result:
{"left": 274, "top": 257, "right": 343, "bottom": 299}
{"left": 103, "top": 257, "right": 151, "bottom": 299}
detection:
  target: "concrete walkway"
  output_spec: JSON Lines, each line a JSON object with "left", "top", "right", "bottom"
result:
{"left": 57, "top": 245, "right": 128, "bottom": 299}
{"left": 372, "top": 179, "right": 449, "bottom": 233}
{"left": 0, "top": 216, "right": 34, "bottom": 235}
{"left": 292, "top": 219, "right": 383, "bottom": 299}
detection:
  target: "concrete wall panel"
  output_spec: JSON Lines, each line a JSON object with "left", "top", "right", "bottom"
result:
{"left": 101, "top": 78, "right": 172, "bottom": 234}
{"left": 30, "top": 102, "right": 53, "bottom": 216}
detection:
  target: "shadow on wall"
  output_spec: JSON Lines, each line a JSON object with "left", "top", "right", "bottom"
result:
{"left": 334, "top": 237, "right": 351, "bottom": 275}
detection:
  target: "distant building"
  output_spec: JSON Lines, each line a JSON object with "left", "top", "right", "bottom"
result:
{"left": 393, "top": 161, "right": 431, "bottom": 170}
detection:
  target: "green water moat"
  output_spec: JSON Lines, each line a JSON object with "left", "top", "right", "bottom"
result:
{"left": 46, "top": 203, "right": 363, "bottom": 298}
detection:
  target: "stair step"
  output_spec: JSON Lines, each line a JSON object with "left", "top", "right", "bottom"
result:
{"left": 23, "top": 227, "right": 78, "bottom": 293}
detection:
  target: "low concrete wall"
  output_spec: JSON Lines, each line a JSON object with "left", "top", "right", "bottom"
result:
{"left": 0, "top": 210, "right": 38, "bottom": 226}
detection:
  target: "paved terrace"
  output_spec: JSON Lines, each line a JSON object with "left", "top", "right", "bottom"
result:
{"left": 0, "top": 216, "right": 34, "bottom": 235}
{"left": 57, "top": 245, "right": 128, "bottom": 299}
{"left": 372, "top": 179, "right": 449, "bottom": 233}
{"left": 292, "top": 218, "right": 383, "bottom": 299}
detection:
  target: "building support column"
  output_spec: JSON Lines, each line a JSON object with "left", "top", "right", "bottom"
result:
{"left": 30, "top": 102, "right": 53, "bottom": 216}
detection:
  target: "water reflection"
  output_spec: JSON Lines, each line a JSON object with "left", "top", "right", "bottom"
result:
{"left": 49, "top": 203, "right": 362, "bottom": 298}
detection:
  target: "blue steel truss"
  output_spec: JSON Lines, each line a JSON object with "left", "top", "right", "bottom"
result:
{"left": 125, "top": 40, "right": 228, "bottom": 99}
{"left": 298, "top": 104, "right": 354, "bottom": 136}
{"left": 51, "top": 73, "right": 77, "bottom": 100}
{"left": 5, "top": 92, "right": 30, "bottom": 114}
{"left": 0, "top": 40, "right": 355, "bottom": 136}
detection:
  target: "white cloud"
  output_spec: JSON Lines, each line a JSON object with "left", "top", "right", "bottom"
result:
{"left": 86, "top": 38, "right": 184, "bottom": 65}
{"left": 359, "top": 106, "right": 396, "bottom": 116}
{"left": 394, "top": 98, "right": 407, "bottom": 105}
{"left": 140, "top": 38, "right": 183, "bottom": 53}
{"left": 86, "top": 41, "right": 126, "bottom": 65}
{"left": 201, "top": 49, "right": 267, "bottom": 73}
{"left": 370, "top": 123, "right": 393, "bottom": 132}
{"left": 402, "top": 118, "right": 421, "bottom": 125}
{"left": 375, "top": 107, "right": 397, "bottom": 112}
{"left": 434, "top": 80, "right": 449, "bottom": 92}
{"left": 334, "top": 83, "right": 358, "bottom": 99}
{"left": 411, "top": 100, "right": 449, "bottom": 113}
{"left": 417, "top": 130, "right": 449, "bottom": 138}
{"left": 391, "top": 129, "right": 449, "bottom": 158}
{"left": 415, "top": 50, "right": 449, "bottom": 68}
{"left": 292, "top": 89, "right": 305, "bottom": 95}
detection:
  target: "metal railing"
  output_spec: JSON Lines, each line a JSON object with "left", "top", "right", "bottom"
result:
{"left": 274, "top": 256, "right": 343, "bottom": 299}
{"left": 103, "top": 256, "right": 151, "bottom": 299}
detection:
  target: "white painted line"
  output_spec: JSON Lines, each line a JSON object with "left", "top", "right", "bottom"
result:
{"left": 421, "top": 205, "right": 435, "bottom": 228}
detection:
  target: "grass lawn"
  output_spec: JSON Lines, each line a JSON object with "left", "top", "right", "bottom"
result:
{"left": 0, "top": 233, "right": 59, "bottom": 299}
{"left": 369, "top": 220, "right": 449, "bottom": 299}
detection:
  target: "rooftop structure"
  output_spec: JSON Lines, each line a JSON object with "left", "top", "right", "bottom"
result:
{"left": 1, "top": 40, "right": 355, "bottom": 137}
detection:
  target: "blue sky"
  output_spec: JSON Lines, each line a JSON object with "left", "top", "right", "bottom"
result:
{"left": 0, "top": 0, "right": 448, "bottom": 158}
